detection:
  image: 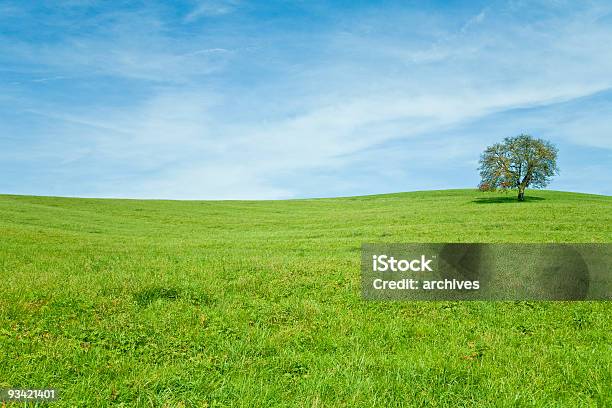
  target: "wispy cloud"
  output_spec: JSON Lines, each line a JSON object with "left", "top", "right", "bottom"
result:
{"left": 31, "top": 76, "right": 69, "bottom": 83}
{"left": 461, "top": 9, "right": 486, "bottom": 32}
{"left": 184, "top": 0, "right": 240, "bottom": 22}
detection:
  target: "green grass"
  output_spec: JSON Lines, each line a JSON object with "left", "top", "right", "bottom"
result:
{"left": 0, "top": 189, "right": 610, "bottom": 407}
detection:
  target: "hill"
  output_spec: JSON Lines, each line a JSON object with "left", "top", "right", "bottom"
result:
{"left": 0, "top": 189, "right": 610, "bottom": 406}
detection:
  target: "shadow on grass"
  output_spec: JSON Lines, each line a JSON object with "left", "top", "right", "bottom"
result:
{"left": 472, "top": 195, "right": 546, "bottom": 204}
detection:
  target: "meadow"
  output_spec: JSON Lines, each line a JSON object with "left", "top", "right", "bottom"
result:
{"left": 0, "top": 189, "right": 610, "bottom": 407}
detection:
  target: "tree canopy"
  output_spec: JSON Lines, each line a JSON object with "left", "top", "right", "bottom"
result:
{"left": 478, "top": 134, "right": 558, "bottom": 201}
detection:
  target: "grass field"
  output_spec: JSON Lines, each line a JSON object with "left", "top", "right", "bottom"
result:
{"left": 0, "top": 189, "right": 610, "bottom": 407}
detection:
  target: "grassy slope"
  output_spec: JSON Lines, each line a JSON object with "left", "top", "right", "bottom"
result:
{"left": 0, "top": 189, "right": 610, "bottom": 407}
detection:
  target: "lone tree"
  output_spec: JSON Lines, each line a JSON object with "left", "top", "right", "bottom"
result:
{"left": 478, "top": 134, "right": 558, "bottom": 201}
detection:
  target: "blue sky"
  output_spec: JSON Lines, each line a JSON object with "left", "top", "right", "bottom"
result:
{"left": 1, "top": 0, "right": 611, "bottom": 199}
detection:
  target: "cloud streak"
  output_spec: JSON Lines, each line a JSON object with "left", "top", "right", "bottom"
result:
{"left": 184, "top": 0, "right": 240, "bottom": 22}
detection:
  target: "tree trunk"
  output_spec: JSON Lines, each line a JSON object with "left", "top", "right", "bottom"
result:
{"left": 517, "top": 188, "right": 525, "bottom": 201}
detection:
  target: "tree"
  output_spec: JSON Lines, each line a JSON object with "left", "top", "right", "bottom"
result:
{"left": 478, "top": 134, "right": 558, "bottom": 201}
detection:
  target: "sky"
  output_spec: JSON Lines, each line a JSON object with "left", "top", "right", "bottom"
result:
{"left": 1, "top": 0, "right": 611, "bottom": 199}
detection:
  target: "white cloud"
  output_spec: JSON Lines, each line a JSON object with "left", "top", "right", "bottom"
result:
{"left": 461, "top": 9, "right": 486, "bottom": 32}
{"left": 0, "top": 11, "right": 231, "bottom": 83}
{"left": 31, "top": 76, "right": 68, "bottom": 82}
{"left": 184, "top": 0, "right": 240, "bottom": 22}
